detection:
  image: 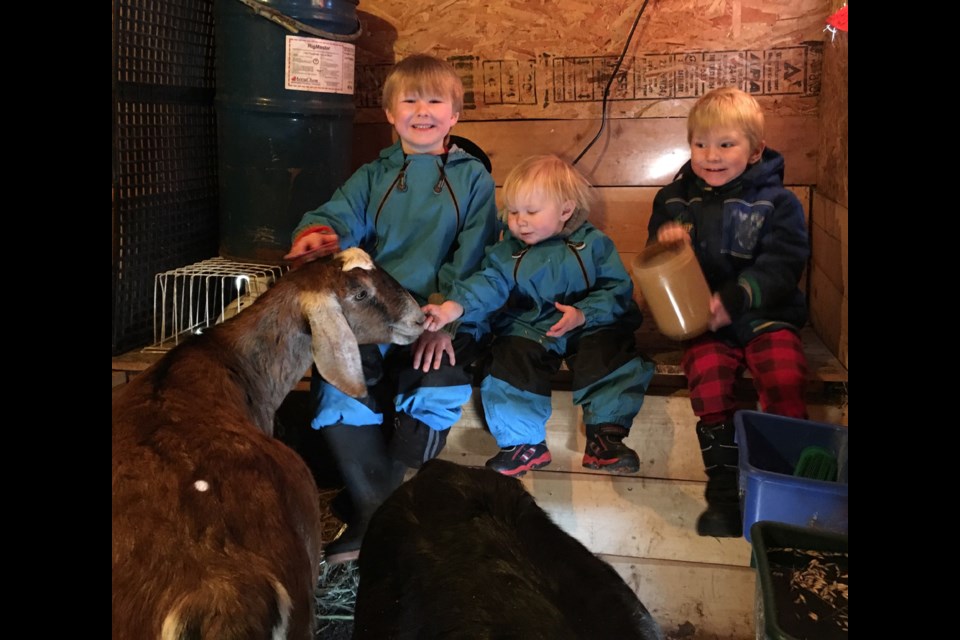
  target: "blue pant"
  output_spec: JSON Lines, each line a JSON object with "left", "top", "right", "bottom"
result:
{"left": 310, "top": 334, "right": 482, "bottom": 432}
{"left": 479, "top": 331, "right": 655, "bottom": 447}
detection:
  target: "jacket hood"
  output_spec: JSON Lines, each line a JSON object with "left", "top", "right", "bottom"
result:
{"left": 378, "top": 139, "right": 487, "bottom": 170}
{"left": 560, "top": 205, "right": 589, "bottom": 238}
{"left": 673, "top": 147, "right": 787, "bottom": 196}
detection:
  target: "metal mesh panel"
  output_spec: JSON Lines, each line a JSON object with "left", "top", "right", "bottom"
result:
{"left": 147, "top": 258, "right": 287, "bottom": 352}
{"left": 112, "top": 0, "right": 219, "bottom": 355}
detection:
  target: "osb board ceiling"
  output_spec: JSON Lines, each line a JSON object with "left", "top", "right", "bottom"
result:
{"left": 353, "top": 0, "right": 832, "bottom": 122}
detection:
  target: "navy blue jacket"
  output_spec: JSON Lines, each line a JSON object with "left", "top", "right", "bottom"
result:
{"left": 647, "top": 148, "right": 810, "bottom": 346}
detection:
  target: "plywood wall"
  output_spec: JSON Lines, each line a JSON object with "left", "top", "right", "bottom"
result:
{"left": 353, "top": 0, "right": 829, "bottom": 122}
{"left": 810, "top": 22, "right": 848, "bottom": 370}
{"left": 349, "top": 0, "right": 846, "bottom": 365}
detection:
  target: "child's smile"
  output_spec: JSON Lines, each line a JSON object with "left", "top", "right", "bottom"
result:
{"left": 689, "top": 127, "right": 762, "bottom": 188}
{"left": 386, "top": 95, "right": 459, "bottom": 155}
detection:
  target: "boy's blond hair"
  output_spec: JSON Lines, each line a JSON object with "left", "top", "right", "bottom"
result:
{"left": 502, "top": 154, "right": 594, "bottom": 220}
{"left": 382, "top": 54, "right": 464, "bottom": 115}
{"left": 687, "top": 87, "right": 765, "bottom": 152}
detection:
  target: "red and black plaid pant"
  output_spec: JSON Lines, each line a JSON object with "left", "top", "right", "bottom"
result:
{"left": 681, "top": 329, "right": 808, "bottom": 424}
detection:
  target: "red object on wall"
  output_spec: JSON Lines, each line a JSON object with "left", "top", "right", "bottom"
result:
{"left": 826, "top": 4, "right": 848, "bottom": 32}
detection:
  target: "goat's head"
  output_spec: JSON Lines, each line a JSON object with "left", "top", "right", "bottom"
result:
{"left": 296, "top": 248, "right": 425, "bottom": 398}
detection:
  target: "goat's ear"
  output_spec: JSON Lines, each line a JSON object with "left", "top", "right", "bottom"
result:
{"left": 302, "top": 292, "right": 368, "bottom": 398}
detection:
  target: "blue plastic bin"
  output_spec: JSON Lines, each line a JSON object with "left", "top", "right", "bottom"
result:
{"left": 735, "top": 411, "right": 848, "bottom": 543}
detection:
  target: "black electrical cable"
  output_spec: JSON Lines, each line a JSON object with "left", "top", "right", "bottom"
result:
{"left": 572, "top": 0, "right": 651, "bottom": 166}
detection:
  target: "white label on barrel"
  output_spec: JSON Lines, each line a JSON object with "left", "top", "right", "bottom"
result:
{"left": 285, "top": 35, "right": 356, "bottom": 95}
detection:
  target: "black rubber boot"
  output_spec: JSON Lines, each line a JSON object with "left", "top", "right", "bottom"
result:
{"left": 321, "top": 424, "right": 407, "bottom": 563}
{"left": 328, "top": 487, "right": 353, "bottom": 523}
{"left": 387, "top": 412, "right": 449, "bottom": 469}
{"left": 695, "top": 421, "right": 743, "bottom": 537}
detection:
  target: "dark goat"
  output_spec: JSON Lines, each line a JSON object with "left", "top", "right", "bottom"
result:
{"left": 353, "top": 459, "right": 665, "bottom": 640}
{"left": 112, "top": 248, "right": 425, "bottom": 640}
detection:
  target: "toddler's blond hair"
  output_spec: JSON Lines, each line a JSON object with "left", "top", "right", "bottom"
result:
{"left": 502, "top": 155, "right": 594, "bottom": 222}
{"left": 382, "top": 54, "right": 464, "bottom": 115}
{"left": 687, "top": 87, "right": 765, "bottom": 152}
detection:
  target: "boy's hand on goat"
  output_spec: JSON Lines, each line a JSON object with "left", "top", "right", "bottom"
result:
{"left": 412, "top": 330, "right": 455, "bottom": 371}
{"left": 284, "top": 228, "right": 341, "bottom": 264}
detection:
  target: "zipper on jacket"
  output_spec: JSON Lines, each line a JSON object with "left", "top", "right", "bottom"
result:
{"left": 374, "top": 158, "right": 462, "bottom": 229}
{"left": 436, "top": 160, "right": 461, "bottom": 228}
{"left": 565, "top": 240, "right": 590, "bottom": 288}
{"left": 374, "top": 159, "right": 411, "bottom": 227}
{"left": 511, "top": 247, "right": 529, "bottom": 284}
{"left": 511, "top": 241, "right": 590, "bottom": 289}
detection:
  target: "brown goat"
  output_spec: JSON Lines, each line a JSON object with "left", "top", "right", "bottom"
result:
{"left": 112, "top": 248, "right": 425, "bottom": 640}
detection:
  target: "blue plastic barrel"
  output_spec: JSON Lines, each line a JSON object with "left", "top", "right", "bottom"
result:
{"left": 215, "top": 0, "right": 360, "bottom": 263}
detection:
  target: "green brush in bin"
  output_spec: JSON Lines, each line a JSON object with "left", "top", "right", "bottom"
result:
{"left": 734, "top": 411, "right": 848, "bottom": 543}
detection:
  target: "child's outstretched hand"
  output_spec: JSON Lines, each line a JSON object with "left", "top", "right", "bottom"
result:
{"left": 656, "top": 222, "right": 691, "bottom": 246}
{"left": 422, "top": 301, "right": 464, "bottom": 332}
{"left": 545, "top": 301, "right": 585, "bottom": 338}
{"left": 412, "top": 330, "right": 456, "bottom": 372}
{"left": 283, "top": 229, "right": 340, "bottom": 262}
{"left": 708, "top": 293, "right": 732, "bottom": 331}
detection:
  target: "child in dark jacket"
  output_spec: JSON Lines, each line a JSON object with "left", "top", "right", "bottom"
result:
{"left": 284, "top": 54, "right": 499, "bottom": 563}
{"left": 648, "top": 86, "right": 811, "bottom": 537}
{"left": 423, "top": 154, "right": 655, "bottom": 477}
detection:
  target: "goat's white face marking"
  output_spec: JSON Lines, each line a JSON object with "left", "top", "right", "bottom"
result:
{"left": 193, "top": 480, "right": 210, "bottom": 492}
{"left": 338, "top": 247, "right": 374, "bottom": 272}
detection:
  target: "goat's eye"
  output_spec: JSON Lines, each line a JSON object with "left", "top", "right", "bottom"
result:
{"left": 354, "top": 290, "right": 368, "bottom": 301}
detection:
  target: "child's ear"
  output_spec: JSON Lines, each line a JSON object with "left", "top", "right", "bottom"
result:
{"left": 560, "top": 200, "right": 576, "bottom": 221}
{"left": 385, "top": 108, "right": 396, "bottom": 126}
{"left": 749, "top": 140, "right": 766, "bottom": 164}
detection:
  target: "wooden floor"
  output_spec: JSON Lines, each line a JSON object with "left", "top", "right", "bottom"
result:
{"left": 112, "top": 328, "right": 847, "bottom": 640}
{"left": 436, "top": 382, "right": 843, "bottom": 640}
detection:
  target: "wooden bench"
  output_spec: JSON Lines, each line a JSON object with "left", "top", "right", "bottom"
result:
{"left": 634, "top": 323, "right": 847, "bottom": 381}
{"left": 527, "top": 324, "right": 847, "bottom": 418}
{"left": 113, "top": 323, "right": 848, "bottom": 396}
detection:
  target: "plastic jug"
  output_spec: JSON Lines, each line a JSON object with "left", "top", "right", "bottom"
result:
{"left": 631, "top": 242, "right": 711, "bottom": 341}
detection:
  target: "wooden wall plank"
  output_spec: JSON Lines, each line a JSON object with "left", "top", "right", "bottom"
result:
{"left": 839, "top": 290, "right": 848, "bottom": 371}
{"left": 812, "top": 24, "right": 848, "bottom": 367}
{"left": 817, "top": 32, "right": 848, "bottom": 207}
{"left": 811, "top": 206, "right": 843, "bottom": 293}
{"left": 810, "top": 191, "right": 848, "bottom": 369}
{"left": 353, "top": 118, "right": 817, "bottom": 186}
{"left": 589, "top": 187, "right": 655, "bottom": 252}
{"left": 808, "top": 263, "right": 843, "bottom": 364}
{"left": 812, "top": 192, "right": 848, "bottom": 294}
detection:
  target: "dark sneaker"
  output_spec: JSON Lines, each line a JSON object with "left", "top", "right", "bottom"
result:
{"left": 582, "top": 423, "right": 640, "bottom": 474}
{"left": 485, "top": 442, "right": 552, "bottom": 477}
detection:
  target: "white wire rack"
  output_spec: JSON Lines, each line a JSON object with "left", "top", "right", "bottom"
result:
{"left": 146, "top": 257, "right": 289, "bottom": 353}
